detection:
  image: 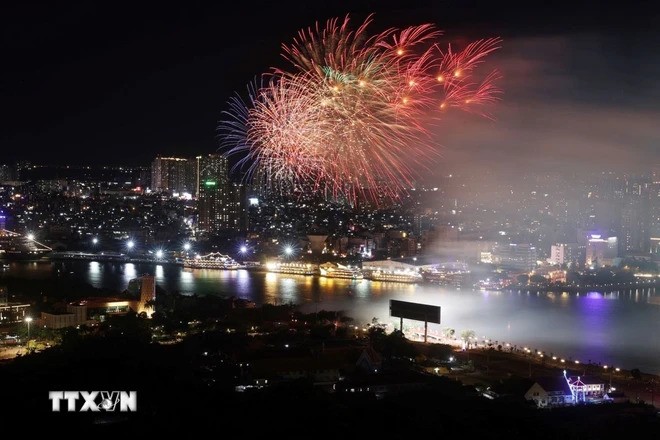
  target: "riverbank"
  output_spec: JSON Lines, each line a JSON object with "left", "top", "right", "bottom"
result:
{"left": 412, "top": 335, "right": 660, "bottom": 409}
{"left": 502, "top": 280, "right": 658, "bottom": 294}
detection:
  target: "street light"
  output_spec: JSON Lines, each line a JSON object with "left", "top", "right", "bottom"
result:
{"left": 156, "top": 250, "right": 164, "bottom": 259}
{"left": 284, "top": 246, "right": 293, "bottom": 256}
{"left": 183, "top": 243, "right": 191, "bottom": 251}
{"left": 25, "top": 316, "right": 33, "bottom": 340}
{"left": 26, "top": 233, "right": 35, "bottom": 241}
{"left": 604, "top": 365, "right": 620, "bottom": 390}
{"left": 239, "top": 245, "right": 248, "bottom": 254}
{"left": 92, "top": 237, "right": 99, "bottom": 245}
{"left": 127, "top": 240, "right": 135, "bottom": 250}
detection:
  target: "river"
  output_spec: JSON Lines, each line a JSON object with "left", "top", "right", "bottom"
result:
{"left": 2, "top": 260, "right": 659, "bottom": 374}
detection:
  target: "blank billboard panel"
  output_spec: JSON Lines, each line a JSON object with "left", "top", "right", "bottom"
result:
{"left": 389, "top": 299, "right": 441, "bottom": 324}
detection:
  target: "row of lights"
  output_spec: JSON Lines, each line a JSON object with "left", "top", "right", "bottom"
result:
{"left": 522, "top": 346, "right": 623, "bottom": 373}
{"left": 122, "top": 240, "right": 252, "bottom": 258}
{"left": 27, "top": 230, "right": 258, "bottom": 258}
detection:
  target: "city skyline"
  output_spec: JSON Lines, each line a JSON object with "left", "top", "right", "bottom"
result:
{"left": 2, "top": 1, "right": 658, "bottom": 177}
{"left": 1, "top": 2, "right": 659, "bottom": 431}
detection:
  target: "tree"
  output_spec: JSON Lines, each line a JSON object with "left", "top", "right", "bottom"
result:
{"left": 442, "top": 328, "right": 456, "bottom": 339}
{"left": 382, "top": 330, "right": 417, "bottom": 361}
{"left": 460, "top": 330, "right": 476, "bottom": 349}
{"left": 367, "top": 323, "right": 387, "bottom": 350}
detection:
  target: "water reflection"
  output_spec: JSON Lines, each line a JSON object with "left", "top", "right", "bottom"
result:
{"left": 0, "top": 261, "right": 658, "bottom": 374}
{"left": 180, "top": 269, "right": 194, "bottom": 290}
{"left": 155, "top": 265, "right": 164, "bottom": 281}
{"left": 123, "top": 263, "right": 136, "bottom": 285}
{"left": 88, "top": 262, "right": 101, "bottom": 285}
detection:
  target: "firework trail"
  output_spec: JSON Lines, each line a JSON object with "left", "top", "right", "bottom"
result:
{"left": 220, "top": 14, "right": 501, "bottom": 204}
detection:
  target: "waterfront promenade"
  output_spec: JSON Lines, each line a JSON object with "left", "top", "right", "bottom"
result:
{"left": 410, "top": 333, "right": 660, "bottom": 409}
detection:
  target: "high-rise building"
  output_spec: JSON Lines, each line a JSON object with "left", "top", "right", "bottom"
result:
{"left": 0, "top": 164, "right": 14, "bottom": 182}
{"left": 549, "top": 243, "right": 578, "bottom": 266}
{"left": 247, "top": 166, "right": 270, "bottom": 201}
{"left": 197, "top": 154, "right": 245, "bottom": 233}
{"left": 151, "top": 156, "right": 195, "bottom": 195}
{"left": 619, "top": 177, "right": 651, "bottom": 254}
{"left": 14, "top": 161, "right": 31, "bottom": 180}
{"left": 493, "top": 243, "right": 538, "bottom": 272}
{"left": 585, "top": 235, "right": 618, "bottom": 267}
{"left": 135, "top": 166, "right": 151, "bottom": 188}
{"left": 195, "top": 154, "right": 229, "bottom": 198}
{"left": 227, "top": 183, "right": 247, "bottom": 230}
{"left": 651, "top": 167, "right": 660, "bottom": 255}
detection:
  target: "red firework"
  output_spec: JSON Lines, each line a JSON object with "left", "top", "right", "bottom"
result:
{"left": 221, "top": 14, "right": 501, "bottom": 204}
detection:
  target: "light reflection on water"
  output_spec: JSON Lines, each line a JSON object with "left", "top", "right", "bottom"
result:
{"left": 1, "top": 260, "right": 659, "bottom": 374}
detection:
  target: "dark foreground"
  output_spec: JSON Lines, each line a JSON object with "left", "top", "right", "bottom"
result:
{"left": 1, "top": 335, "right": 658, "bottom": 438}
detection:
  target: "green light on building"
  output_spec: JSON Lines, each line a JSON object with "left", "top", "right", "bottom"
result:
{"left": 204, "top": 181, "right": 217, "bottom": 186}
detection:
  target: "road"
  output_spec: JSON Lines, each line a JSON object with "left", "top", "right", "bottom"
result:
{"left": 449, "top": 347, "right": 660, "bottom": 409}
{"left": 0, "top": 346, "right": 24, "bottom": 361}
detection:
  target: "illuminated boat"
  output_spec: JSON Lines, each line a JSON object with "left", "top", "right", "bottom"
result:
{"left": 319, "top": 262, "right": 363, "bottom": 279}
{"left": 364, "top": 270, "right": 422, "bottom": 284}
{"left": 421, "top": 269, "right": 469, "bottom": 287}
{"left": 265, "top": 261, "right": 317, "bottom": 276}
{"left": 183, "top": 252, "right": 245, "bottom": 269}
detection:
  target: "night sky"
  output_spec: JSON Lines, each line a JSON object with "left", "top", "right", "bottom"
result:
{"left": 2, "top": 1, "right": 658, "bottom": 176}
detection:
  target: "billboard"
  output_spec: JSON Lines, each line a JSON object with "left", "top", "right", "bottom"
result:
{"left": 389, "top": 299, "right": 441, "bottom": 324}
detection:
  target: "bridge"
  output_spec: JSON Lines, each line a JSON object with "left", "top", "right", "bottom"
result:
{"left": 0, "top": 229, "right": 53, "bottom": 256}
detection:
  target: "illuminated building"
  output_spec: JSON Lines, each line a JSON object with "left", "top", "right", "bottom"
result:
{"left": 41, "top": 298, "right": 133, "bottom": 329}
{"left": 0, "top": 164, "right": 13, "bottom": 182}
{"left": 195, "top": 154, "right": 228, "bottom": 198}
{"left": 40, "top": 274, "right": 157, "bottom": 328}
{"left": 151, "top": 156, "right": 195, "bottom": 195}
{"left": 248, "top": 166, "right": 271, "bottom": 200}
{"left": 566, "top": 374, "right": 606, "bottom": 403}
{"left": 585, "top": 235, "right": 618, "bottom": 267}
{"left": 306, "top": 234, "right": 328, "bottom": 255}
{"left": 136, "top": 274, "right": 156, "bottom": 315}
{"left": 196, "top": 154, "right": 246, "bottom": 233}
{"left": 0, "top": 302, "right": 30, "bottom": 323}
{"left": 549, "top": 243, "right": 578, "bottom": 266}
{"left": 493, "top": 243, "right": 537, "bottom": 272}
{"left": 644, "top": 167, "right": 660, "bottom": 254}
{"left": 651, "top": 237, "right": 660, "bottom": 256}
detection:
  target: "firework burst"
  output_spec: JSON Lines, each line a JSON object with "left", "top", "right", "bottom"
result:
{"left": 220, "top": 14, "right": 501, "bottom": 204}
